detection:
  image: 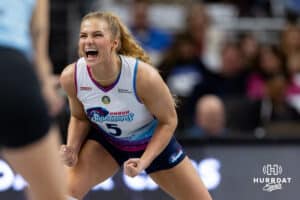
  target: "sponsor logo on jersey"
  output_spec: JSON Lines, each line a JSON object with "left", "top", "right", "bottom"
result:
{"left": 101, "top": 96, "right": 111, "bottom": 104}
{"left": 169, "top": 149, "right": 183, "bottom": 164}
{"left": 80, "top": 86, "right": 92, "bottom": 91}
{"left": 118, "top": 88, "right": 132, "bottom": 94}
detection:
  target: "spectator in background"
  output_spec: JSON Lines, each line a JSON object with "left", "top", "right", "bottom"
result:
{"left": 185, "top": 95, "right": 226, "bottom": 138}
{"left": 184, "top": 42, "right": 248, "bottom": 130}
{"left": 239, "top": 32, "right": 260, "bottom": 70}
{"left": 286, "top": 51, "right": 300, "bottom": 113}
{"left": 281, "top": 24, "right": 300, "bottom": 58}
{"left": 185, "top": 2, "right": 225, "bottom": 72}
{"left": 257, "top": 74, "right": 300, "bottom": 126}
{"left": 191, "top": 42, "right": 248, "bottom": 99}
{"left": 185, "top": 2, "right": 210, "bottom": 60}
{"left": 129, "top": 0, "right": 173, "bottom": 65}
{"left": 246, "top": 44, "right": 287, "bottom": 100}
{"left": 158, "top": 32, "right": 208, "bottom": 131}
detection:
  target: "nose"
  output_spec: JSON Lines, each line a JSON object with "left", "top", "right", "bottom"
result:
{"left": 85, "top": 36, "right": 94, "bottom": 44}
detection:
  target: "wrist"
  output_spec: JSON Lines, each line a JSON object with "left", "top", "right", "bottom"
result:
{"left": 140, "top": 156, "right": 152, "bottom": 169}
{"left": 66, "top": 145, "right": 80, "bottom": 155}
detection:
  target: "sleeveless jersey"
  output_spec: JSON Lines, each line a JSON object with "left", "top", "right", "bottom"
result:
{"left": 75, "top": 55, "right": 157, "bottom": 151}
{"left": 0, "top": 0, "right": 35, "bottom": 58}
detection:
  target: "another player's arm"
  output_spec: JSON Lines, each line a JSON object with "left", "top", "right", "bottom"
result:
{"left": 31, "top": 0, "right": 52, "bottom": 83}
{"left": 60, "top": 64, "right": 90, "bottom": 155}
{"left": 31, "top": 0, "right": 64, "bottom": 116}
{"left": 136, "top": 62, "right": 178, "bottom": 168}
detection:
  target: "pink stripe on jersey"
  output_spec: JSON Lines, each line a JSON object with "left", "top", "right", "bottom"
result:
{"left": 86, "top": 65, "right": 121, "bottom": 92}
{"left": 102, "top": 134, "right": 149, "bottom": 152}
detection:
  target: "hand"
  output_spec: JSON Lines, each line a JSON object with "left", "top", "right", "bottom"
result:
{"left": 59, "top": 145, "right": 78, "bottom": 167}
{"left": 124, "top": 158, "right": 146, "bottom": 177}
{"left": 42, "top": 75, "right": 65, "bottom": 117}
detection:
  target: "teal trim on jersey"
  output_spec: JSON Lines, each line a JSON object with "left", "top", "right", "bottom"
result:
{"left": 129, "top": 120, "right": 158, "bottom": 141}
{"left": 133, "top": 58, "right": 142, "bottom": 103}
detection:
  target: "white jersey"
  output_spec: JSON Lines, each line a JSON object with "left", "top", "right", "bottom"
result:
{"left": 75, "top": 55, "right": 157, "bottom": 151}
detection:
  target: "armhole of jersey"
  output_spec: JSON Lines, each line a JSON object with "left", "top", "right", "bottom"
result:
{"left": 74, "top": 62, "right": 78, "bottom": 95}
{"left": 133, "top": 58, "right": 142, "bottom": 103}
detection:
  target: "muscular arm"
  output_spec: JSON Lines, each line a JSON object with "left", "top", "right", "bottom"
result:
{"left": 136, "top": 62, "right": 178, "bottom": 168}
{"left": 60, "top": 64, "right": 90, "bottom": 154}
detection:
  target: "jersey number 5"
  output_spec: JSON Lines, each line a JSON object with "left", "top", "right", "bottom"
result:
{"left": 105, "top": 123, "right": 122, "bottom": 136}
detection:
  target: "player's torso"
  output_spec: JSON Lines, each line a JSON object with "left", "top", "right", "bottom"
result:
{"left": 76, "top": 55, "right": 157, "bottom": 148}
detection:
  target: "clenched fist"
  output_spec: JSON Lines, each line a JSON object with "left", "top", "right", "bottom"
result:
{"left": 124, "top": 158, "right": 146, "bottom": 177}
{"left": 59, "top": 145, "right": 78, "bottom": 167}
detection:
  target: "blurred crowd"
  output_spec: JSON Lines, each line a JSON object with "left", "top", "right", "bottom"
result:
{"left": 49, "top": 0, "right": 300, "bottom": 140}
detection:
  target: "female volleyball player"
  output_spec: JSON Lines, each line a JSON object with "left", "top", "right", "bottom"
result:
{"left": 60, "top": 11, "right": 212, "bottom": 200}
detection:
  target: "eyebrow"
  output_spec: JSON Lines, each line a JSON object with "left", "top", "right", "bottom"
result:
{"left": 80, "top": 30, "right": 104, "bottom": 34}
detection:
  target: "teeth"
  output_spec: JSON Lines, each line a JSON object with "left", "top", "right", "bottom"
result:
{"left": 85, "top": 49, "right": 98, "bottom": 56}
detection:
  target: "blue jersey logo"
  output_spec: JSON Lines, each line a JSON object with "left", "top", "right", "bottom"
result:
{"left": 86, "top": 107, "right": 134, "bottom": 123}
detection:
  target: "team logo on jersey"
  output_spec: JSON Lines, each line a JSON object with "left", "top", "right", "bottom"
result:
{"left": 86, "top": 107, "right": 134, "bottom": 123}
{"left": 86, "top": 107, "right": 109, "bottom": 121}
{"left": 101, "top": 96, "right": 111, "bottom": 104}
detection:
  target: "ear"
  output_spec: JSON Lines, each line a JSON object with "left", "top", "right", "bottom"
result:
{"left": 111, "top": 39, "right": 119, "bottom": 51}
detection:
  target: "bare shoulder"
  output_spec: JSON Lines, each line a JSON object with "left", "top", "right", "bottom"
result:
{"left": 136, "top": 61, "right": 168, "bottom": 103}
{"left": 60, "top": 63, "right": 76, "bottom": 97}
{"left": 136, "top": 61, "right": 162, "bottom": 87}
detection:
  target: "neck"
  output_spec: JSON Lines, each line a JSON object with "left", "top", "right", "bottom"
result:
{"left": 90, "top": 54, "right": 121, "bottom": 86}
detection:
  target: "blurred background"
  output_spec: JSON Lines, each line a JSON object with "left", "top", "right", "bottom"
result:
{"left": 1, "top": 0, "right": 300, "bottom": 199}
{"left": 50, "top": 0, "right": 300, "bottom": 140}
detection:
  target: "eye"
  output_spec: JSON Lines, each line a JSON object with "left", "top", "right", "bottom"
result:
{"left": 79, "top": 34, "right": 87, "bottom": 39}
{"left": 94, "top": 33, "right": 103, "bottom": 37}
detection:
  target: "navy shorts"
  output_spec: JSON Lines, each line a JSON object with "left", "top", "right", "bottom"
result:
{"left": 87, "top": 127, "right": 186, "bottom": 174}
{"left": 0, "top": 46, "right": 50, "bottom": 148}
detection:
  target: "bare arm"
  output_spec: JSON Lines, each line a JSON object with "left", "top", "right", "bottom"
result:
{"left": 31, "top": 0, "right": 52, "bottom": 82}
{"left": 60, "top": 64, "right": 90, "bottom": 155}
{"left": 136, "top": 62, "right": 178, "bottom": 168}
{"left": 31, "top": 0, "right": 64, "bottom": 116}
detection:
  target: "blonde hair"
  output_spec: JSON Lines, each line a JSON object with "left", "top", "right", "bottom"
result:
{"left": 82, "top": 11, "right": 151, "bottom": 64}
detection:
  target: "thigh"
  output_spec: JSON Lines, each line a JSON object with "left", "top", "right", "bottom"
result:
{"left": 149, "top": 157, "right": 212, "bottom": 200}
{"left": 3, "top": 127, "right": 66, "bottom": 200}
{"left": 67, "top": 139, "right": 120, "bottom": 199}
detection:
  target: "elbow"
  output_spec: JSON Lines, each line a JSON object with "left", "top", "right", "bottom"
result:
{"left": 171, "top": 114, "right": 178, "bottom": 130}
{"left": 163, "top": 113, "right": 178, "bottom": 134}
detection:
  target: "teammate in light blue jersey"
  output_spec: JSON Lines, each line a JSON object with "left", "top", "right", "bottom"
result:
{"left": 60, "top": 11, "right": 212, "bottom": 200}
{"left": 0, "top": 0, "right": 66, "bottom": 199}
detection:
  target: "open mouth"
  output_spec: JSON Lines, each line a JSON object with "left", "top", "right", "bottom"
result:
{"left": 85, "top": 49, "right": 99, "bottom": 59}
